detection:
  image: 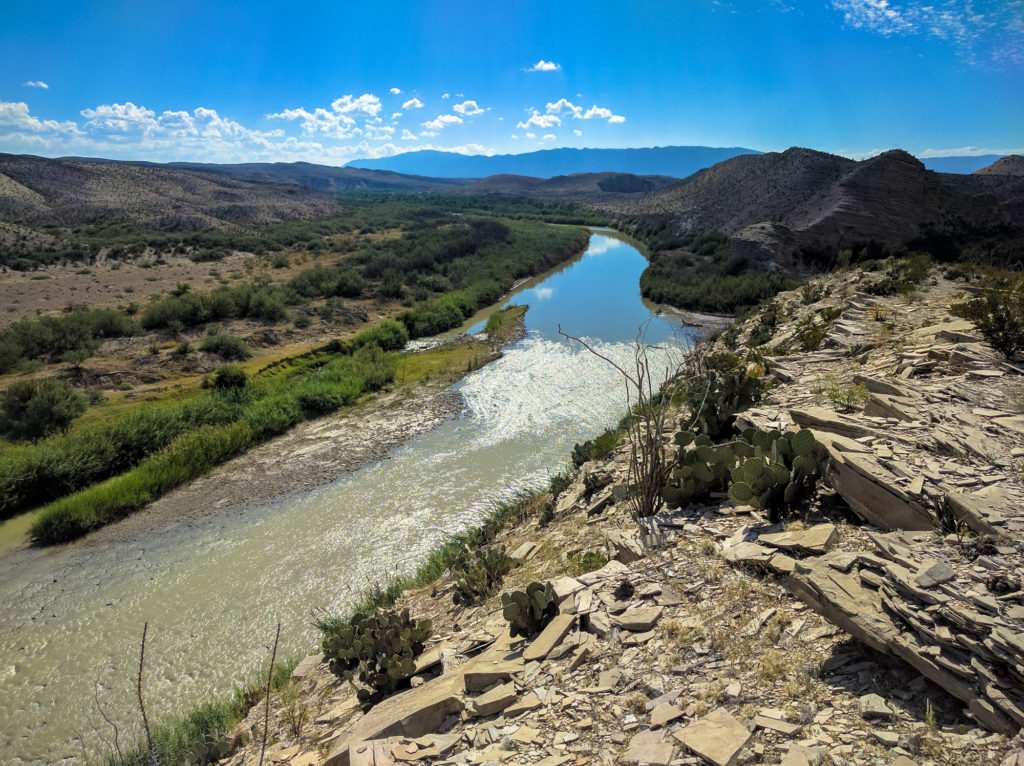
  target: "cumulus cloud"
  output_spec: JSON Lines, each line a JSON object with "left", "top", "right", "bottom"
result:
{"left": 1, "top": 100, "right": 79, "bottom": 133}
{"left": 391, "top": 112, "right": 402, "bottom": 120}
{"left": 402, "top": 97, "right": 424, "bottom": 110}
{"left": 527, "top": 59, "right": 561, "bottom": 71}
{"left": 573, "top": 129, "right": 583, "bottom": 136}
{"left": 441, "top": 93, "right": 450, "bottom": 99}
{"left": 542, "top": 134, "right": 556, "bottom": 141}
{"left": 546, "top": 98, "right": 581, "bottom": 117}
{"left": 401, "top": 129, "right": 418, "bottom": 141}
{"left": 81, "top": 101, "right": 156, "bottom": 131}
{"left": 22, "top": 80, "right": 49, "bottom": 89}
{"left": 517, "top": 110, "right": 561, "bottom": 130}
{"left": 330, "top": 93, "right": 382, "bottom": 116}
{"left": 390, "top": 87, "right": 402, "bottom": 95}
{"left": 453, "top": 100, "right": 484, "bottom": 116}
{"left": 544, "top": 99, "right": 624, "bottom": 123}
{"left": 421, "top": 113, "right": 463, "bottom": 131}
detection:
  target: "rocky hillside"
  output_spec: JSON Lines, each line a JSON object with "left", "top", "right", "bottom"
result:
{"left": 457, "top": 171, "right": 679, "bottom": 200}
{"left": 0, "top": 153, "right": 340, "bottom": 228}
{"left": 214, "top": 267, "right": 1024, "bottom": 766}
{"left": 165, "top": 160, "right": 471, "bottom": 192}
{"left": 974, "top": 156, "right": 1024, "bottom": 177}
{"left": 597, "top": 148, "right": 1024, "bottom": 272}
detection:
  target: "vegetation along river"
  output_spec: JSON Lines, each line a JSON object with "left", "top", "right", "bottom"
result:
{"left": 0, "top": 232, "right": 694, "bottom": 764}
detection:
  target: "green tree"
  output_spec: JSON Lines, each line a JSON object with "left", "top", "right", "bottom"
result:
{"left": 0, "top": 378, "right": 87, "bottom": 440}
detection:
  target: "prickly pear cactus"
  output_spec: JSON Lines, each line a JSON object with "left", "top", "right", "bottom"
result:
{"left": 728, "top": 428, "right": 818, "bottom": 522}
{"left": 186, "top": 732, "right": 232, "bottom": 766}
{"left": 451, "top": 544, "right": 515, "bottom": 606}
{"left": 500, "top": 581, "right": 558, "bottom": 638}
{"left": 661, "top": 430, "right": 743, "bottom": 510}
{"left": 686, "top": 367, "right": 763, "bottom": 441}
{"left": 321, "top": 607, "right": 432, "bottom": 707}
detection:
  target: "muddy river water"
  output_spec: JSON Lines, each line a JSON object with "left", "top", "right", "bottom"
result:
{"left": 0, "top": 232, "right": 695, "bottom": 764}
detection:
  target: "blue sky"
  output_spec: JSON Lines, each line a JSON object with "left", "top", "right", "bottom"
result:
{"left": 1, "top": 0, "right": 1021, "bottom": 164}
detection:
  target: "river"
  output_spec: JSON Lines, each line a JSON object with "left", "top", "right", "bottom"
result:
{"left": 0, "top": 231, "right": 694, "bottom": 764}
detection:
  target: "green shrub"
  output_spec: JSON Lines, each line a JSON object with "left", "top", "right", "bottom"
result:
{"left": 0, "top": 378, "right": 87, "bottom": 441}
{"left": 571, "top": 428, "right": 619, "bottom": 468}
{"left": 350, "top": 320, "right": 409, "bottom": 352}
{"left": 243, "top": 395, "right": 301, "bottom": 438}
{"left": 566, "top": 550, "right": 607, "bottom": 576}
{"left": 199, "top": 333, "right": 252, "bottom": 361}
{"left": 952, "top": 283, "right": 1024, "bottom": 359}
{"left": 211, "top": 365, "right": 247, "bottom": 389}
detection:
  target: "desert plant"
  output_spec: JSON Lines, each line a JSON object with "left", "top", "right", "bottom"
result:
{"left": 185, "top": 732, "right": 232, "bottom": 766}
{"left": 661, "top": 430, "right": 744, "bottom": 508}
{"left": 450, "top": 544, "right": 515, "bottom": 606}
{"left": 951, "top": 282, "right": 1024, "bottom": 360}
{"left": 321, "top": 608, "right": 432, "bottom": 707}
{"left": 0, "top": 378, "right": 87, "bottom": 441}
{"left": 559, "top": 322, "right": 688, "bottom": 520}
{"left": 199, "top": 333, "right": 252, "bottom": 361}
{"left": 686, "top": 365, "right": 763, "bottom": 442}
{"left": 211, "top": 365, "right": 247, "bottom": 390}
{"left": 501, "top": 581, "right": 558, "bottom": 639}
{"left": 728, "top": 428, "right": 819, "bottom": 522}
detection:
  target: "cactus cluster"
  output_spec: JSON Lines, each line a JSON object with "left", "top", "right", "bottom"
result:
{"left": 686, "top": 368, "right": 763, "bottom": 441}
{"left": 322, "top": 607, "right": 432, "bottom": 706}
{"left": 728, "top": 428, "right": 818, "bottom": 522}
{"left": 186, "top": 732, "right": 232, "bottom": 766}
{"left": 501, "top": 581, "right": 558, "bottom": 639}
{"left": 450, "top": 544, "right": 515, "bottom": 606}
{"left": 661, "top": 430, "right": 741, "bottom": 509}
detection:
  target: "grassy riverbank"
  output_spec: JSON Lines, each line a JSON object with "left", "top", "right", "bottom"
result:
{"left": 25, "top": 304, "right": 532, "bottom": 544}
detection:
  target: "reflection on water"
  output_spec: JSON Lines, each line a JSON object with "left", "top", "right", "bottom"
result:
{"left": 0, "top": 233, "right": 690, "bottom": 764}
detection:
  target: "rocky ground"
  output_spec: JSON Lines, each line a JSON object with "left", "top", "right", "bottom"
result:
{"left": 216, "top": 267, "right": 1024, "bottom": 766}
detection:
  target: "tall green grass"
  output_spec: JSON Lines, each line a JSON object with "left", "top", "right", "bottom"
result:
{"left": 28, "top": 347, "right": 400, "bottom": 544}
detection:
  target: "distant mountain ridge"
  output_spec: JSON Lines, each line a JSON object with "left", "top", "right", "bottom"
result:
{"left": 345, "top": 146, "right": 762, "bottom": 179}
{"left": 596, "top": 149, "right": 1024, "bottom": 270}
{"left": 920, "top": 155, "right": 1007, "bottom": 174}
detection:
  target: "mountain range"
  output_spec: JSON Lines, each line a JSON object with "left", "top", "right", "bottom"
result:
{"left": 345, "top": 146, "right": 761, "bottom": 179}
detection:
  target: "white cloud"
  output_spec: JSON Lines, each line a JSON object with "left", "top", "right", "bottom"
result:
{"left": 22, "top": 80, "right": 49, "bottom": 89}
{"left": 517, "top": 110, "right": 561, "bottom": 130}
{"left": 511, "top": 134, "right": 519, "bottom": 140}
{"left": 527, "top": 59, "right": 561, "bottom": 71}
{"left": 573, "top": 129, "right": 583, "bottom": 136}
{"left": 441, "top": 93, "right": 450, "bottom": 99}
{"left": 267, "top": 94, "right": 382, "bottom": 139}
{"left": 525, "top": 132, "right": 536, "bottom": 139}
{"left": 545, "top": 100, "right": 624, "bottom": 123}
{"left": 401, "top": 129, "right": 418, "bottom": 141}
{"left": 80, "top": 101, "right": 156, "bottom": 131}
{"left": 363, "top": 123, "right": 395, "bottom": 140}
{"left": 390, "top": 87, "right": 402, "bottom": 95}
{"left": 402, "top": 97, "right": 424, "bottom": 110}
{"left": 420, "top": 130, "right": 439, "bottom": 137}
{"left": 0, "top": 100, "right": 79, "bottom": 133}
{"left": 829, "top": 1, "right": 1024, "bottom": 66}
{"left": 330, "top": 93, "right": 382, "bottom": 116}
{"left": 542, "top": 134, "right": 556, "bottom": 141}
{"left": 421, "top": 113, "right": 462, "bottom": 131}
{"left": 453, "top": 100, "right": 484, "bottom": 116}
{"left": 917, "top": 145, "right": 1024, "bottom": 157}
{"left": 391, "top": 112, "right": 402, "bottom": 120}
{"left": 546, "top": 98, "right": 581, "bottom": 117}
